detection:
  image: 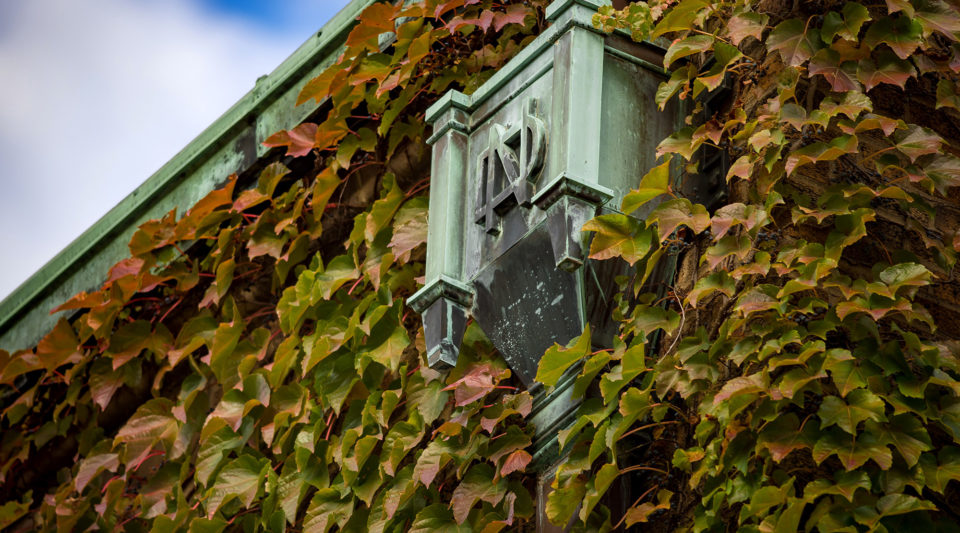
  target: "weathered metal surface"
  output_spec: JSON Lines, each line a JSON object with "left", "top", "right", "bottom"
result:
{"left": 0, "top": 0, "right": 379, "bottom": 352}
{"left": 409, "top": 0, "right": 680, "bottom": 387}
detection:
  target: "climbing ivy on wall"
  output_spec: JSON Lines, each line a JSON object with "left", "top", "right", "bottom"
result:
{"left": 0, "top": 1, "right": 547, "bottom": 530}
{"left": 0, "top": 0, "right": 959, "bottom": 531}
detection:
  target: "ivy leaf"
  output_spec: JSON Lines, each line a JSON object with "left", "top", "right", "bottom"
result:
{"left": 651, "top": 0, "right": 709, "bottom": 38}
{"left": 913, "top": 0, "right": 960, "bottom": 39}
{"left": 924, "top": 154, "right": 960, "bottom": 194}
{"left": 713, "top": 373, "right": 767, "bottom": 405}
{"left": 535, "top": 326, "right": 591, "bottom": 388}
{"left": 758, "top": 413, "right": 815, "bottom": 461}
{"left": 315, "top": 254, "right": 360, "bottom": 300}
{"left": 388, "top": 197, "right": 428, "bottom": 263}
{"left": 647, "top": 198, "right": 711, "bottom": 242}
{"left": 366, "top": 173, "right": 405, "bottom": 243}
{"left": 858, "top": 50, "right": 917, "bottom": 90}
{"left": 702, "top": 234, "right": 752, "bottom": 270}
{"left": 113, "top": 398, "right": 179, "bottom": 467}
{"left": 821, "top": 3, "right": 870, "bottom": 42}
{"left": 35, "top": 318, "right": 82, "bottom": 373}
{"left": 785, "top": 134, "right": 859, "bottom": 175}
{"left": 686, "top": 271, "right": 736, "bottom": 308}
{"left": 409, "top": 504, "right": 469, "bottom": 533}
{"left": 583, "top": 214, "right": 653, "bottom": 265}
{"left": 656, "top": 65, "right": 692, "bottom": 110}
{"left": 365, "top": 326, "right": 410, "bottom": 373}
{"left": 75, "top": 452, "right": 119, "bottom": 493}
{"left": 500, "top": 450, "right": 532, "bottom": 477}
{"left": 346, "top": 2, "right": 399, "bottom": 48}
{"left": 937, "top": 79, "right": 960, "bottom": 110}
{"left": 656, "top": 127, "right": 699, "bottom": 160}
{"left": 622, "top": 489, "right": 672, "bottom": 526}
{"left": 262, "top": 123, "right": 318, "bottom": 158}
{"left": 863, "top": 16, "right": 923, "bottom": 60}
{"left": 818, "top": 390, "right": 887, "bottom": 434}
{"left": 303, "top": 488, "right": 354, "bottom": 533}
{"left": 727, "top": 12, "right": 768, "bottom": 45}
{"left": 803, "top": 470, "right": 871, "bottom": 502}
{"left": 621, "top": 160, "right": 671, "bottom": 214}
{"left": 89, "top": 358, "right": 124, "bottom": 411}
{"left": 813, "top": 428, "right": 893, "bottom": 470}
{"left": 880, "top": 414, "right": 932, "bottom": 467}
{"left": 663, "top": 35, "right": 714, "bottom": 69}
{"left": 767, "top": 18, "right": 821, "bottom": 67}
{"left": 918, "top": 448, "right": 960, "bottom": 492}
{"left": 445, "top": 363, "right": 506, "bottom": 406}
{"left": 450, "top": 464, "right": 506, "bottom": 524}
{"left": 545, "top": 477, "right": 587, "bottom": 526}
{"left": 809, "top": 50, "right": 860, "bottom": 92}
{"left": 894, "top": 125, "right": 943, "bottom": 162}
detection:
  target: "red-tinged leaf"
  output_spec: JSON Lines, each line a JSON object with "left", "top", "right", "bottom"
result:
{"left": 297, "top": 67, "right": 337, "bottom": 105}
{"left": 863, "top": 16, "right": 923, "bottom": 60}
{"left": 0, "top": 351, "right": 41, "bottom": 385}
{"left": 656, "top": 65, "right": 692, "bottom": 110}
{"left": 583, "top": 214, "right": 654, "bottom": 265}
{"left": 894, "top": 125, "right": 942, "bottom": 162}
{"left": 886, "top": 0, "right": 915, "bottom": 17}
{"left": 785, "top": 134, "right": 858, "bottom": 175}
{"left": 914, "top": 0, "right": 960, "bottom": 39}
{"left": 388, "top": 197, "right": 427, "bottom": 263}
{"left": 937, "top": 78, "right": 960, "bottom": 110}
{"left": 767, "top": 18, "right": 820, "bottom": 67}
{"left": 314, "top": 119, "right": 350, "bottom": 152}
{"left": 624, "top": 489, "right": 673, "bottom": 527}
{"left": 808, "top": 50, "right": 860, "bottom": 92}
{"left": 75, "top": 452, "right": 119, "bottom": 492}
{"left": 35, "top": 318, "right": 81, "bottom": 373}
{"left": 445, "top": 363, "right": 508, "bottom": 406}
{"left": 262, "top": 123, "right": 318, "bottom": 158}
{"left": 345, "top": 2, "right": 399, "bottom": 48}
{"left": 656, "top": 127, "right": 699, "bottom": 160}
{"left": 663, "top": 35, "right": 714, "bottom": 69}
{"left": 500, "top": 450, "right": 532, "bottom": 477}
{"left": 89, "top": 359, "right": 123, "bottom": 411}
{"left": 413, "top": 439, "right": 457, "bottom": 487}
{"left": 713, "top": 373, "right": 767, "bottom": 405}
{"left": 727, "top": 12, "right": 768, "bottom": 45}
{"left": 858, "top": 50, "right": 917, "bottom": 90}
{"left": 493, "top": 4, "right": 530, "bottom": 32}
{"left": 114, "top": 398, "right": 179, "bottom": 467}
{"left": 647, "top": 197, "right": 711, "bottom": 242}
{"left": 450, "top": 464, "right": 506, "bottom": 524}
{"left": 727, "top": 154, "right": 755, "bottom": 181}
{"left": 758, "top": 414, "right": 814, "bottom": 461}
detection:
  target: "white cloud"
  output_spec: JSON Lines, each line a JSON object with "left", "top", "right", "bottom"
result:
{"left": 0, "top": 0, "right": 339, "bottom": 301}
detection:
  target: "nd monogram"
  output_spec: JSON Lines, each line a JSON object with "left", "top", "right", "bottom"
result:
{"left": 474, "top": 99, "right": 547, "bottom": 235}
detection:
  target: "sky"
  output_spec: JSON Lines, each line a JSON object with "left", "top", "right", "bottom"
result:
{"left": 0, "top": 0, "right": 351, "bottom": 302}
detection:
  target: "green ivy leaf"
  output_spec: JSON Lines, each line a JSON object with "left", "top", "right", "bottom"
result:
{"left": 621, "top": 160, "right": 671, "bottom": 214}
{"left": 863, "top": 16, "right": 923, "bottom": 60}
{"left": 535, "top": 326, "right": 591, "bottom": 388}
{"left": 818, "top": 389, "right": 887, "bottom": 434}
{"left": 583, "top": 214, "right": 653, "bottom": 265}
{"left": 767, "top": 18, "right": 821, "bottom": 67}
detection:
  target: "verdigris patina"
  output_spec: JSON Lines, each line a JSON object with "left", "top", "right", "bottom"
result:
{"left": 408, "top": 0, "right": 683, "bottom": 388}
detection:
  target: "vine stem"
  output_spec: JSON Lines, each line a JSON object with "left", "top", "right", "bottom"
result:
{"left": 613, "top": 484, "right": 659, "bottom": 530}
{"left": 618, "top": 465, "right": 669, "bottom": 476}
